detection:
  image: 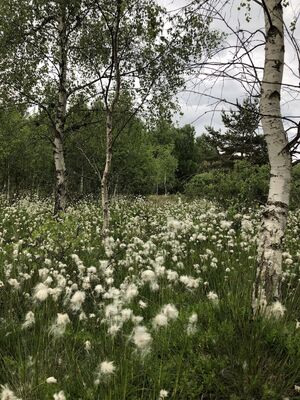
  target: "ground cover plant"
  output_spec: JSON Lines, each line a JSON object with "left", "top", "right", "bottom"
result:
{"left": 1, "top": 197, "right": 300, "bottom": 399}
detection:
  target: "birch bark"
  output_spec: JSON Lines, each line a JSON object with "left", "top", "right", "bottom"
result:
{"left": 101, "top": 111, "right": 113, "bottom": 232}
{"left": 80, "top": 167, "right": 84, "bottom": 195}
{"left": 53, "top": 5, "right": 68, "bottom": 215}
{"left": 101, "top": 0, "right": 121, "bottom": 234}
{"left": 253, "top": 0, "right": 292, "bottom": 313}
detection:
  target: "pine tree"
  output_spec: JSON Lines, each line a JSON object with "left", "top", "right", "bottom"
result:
{"left": 205, "top": 98, "right": 268, "bottom": 168}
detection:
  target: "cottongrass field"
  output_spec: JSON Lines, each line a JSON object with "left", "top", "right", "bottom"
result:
{"left": 1, "top": 198, "right": 300, "bottom": 399}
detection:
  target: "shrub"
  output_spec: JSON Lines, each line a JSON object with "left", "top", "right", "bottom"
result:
{"left": 185, "top": 161, "right": 269, "bottom": 208}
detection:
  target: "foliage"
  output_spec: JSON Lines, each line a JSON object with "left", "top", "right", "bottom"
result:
{"left": 291, "top": 164, "right": 300, "bottom": 209}
{"left": 185, "top": 160, "right": 270, "bottom": 208}
{"left": 204, "top": 98, "right": 268, "bottom": 168}
{"left": 0, "top": 0, "right": 90, "bottom": 112}
{"left": 173, "top": 125, "right": 199, "bottom": 191}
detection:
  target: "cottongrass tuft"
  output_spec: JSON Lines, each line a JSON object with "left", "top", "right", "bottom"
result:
{"left": 84, "top": 340, "right": 92, "bottom": 352}
{"left": 295, "top": 385, "right": 300, "bottom": 393}
{"left": 139, "top": 300, "right": 147, "bottom": 309}
{"left": 33, "top": 282, "right": 49, "bottom": 302}
{"left": 207, "top": 291, "right": 219, "bottom": 305}
{"left": 187, "top": 312, "right": 198, "bottom": 336}
{"left": 53, "top": 391, "right": 66, "bottom": 400}
{"left": 99, "top": 360, "right": 116, "bottom": 375}
{"left": 70, "top": 290, "right": 86, "bottom": 311}
{"left": 153, "top": 304, "right": 179, "bottom": 330}
{"left": 50, "top": 313, "right": 71, "bottom": 337}
{"left": 161, "top": 304, "right": 179, "bottom": 320}
{"left": 46, "top": 377, "right": 57, "bottom": 384}
{"left": 266, "top": 301, "right": 286, "bottom": 319}
{"left": 0, "top": 385, "right": 21, "bottom": 400}
{"left": 153, "top": 313, "right": 168, "bottom": 329}
{"left": 21, "top": 311, "right": 35, "bottom": 329}
{"left": 131, "top": 325, "right": 152, "bottom": 355}
{"left": 94, "top": 360, "right": 116, "bottom": 385}
{"left": 159, "top": 389, "right": 169, "bottom": 399}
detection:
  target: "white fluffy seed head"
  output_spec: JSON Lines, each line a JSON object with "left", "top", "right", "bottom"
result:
{"left": 179, "top": 275, "right": 199, "bottom": 289}
{"left": 153, "top": 313, "right": 168, "bottom": 329}
{"left": 99, "top": 360, "right": 116, "bottom": 375}
{"left": 161, "top": 304, "right": 179, "bottom": 320}
{"left": 124, "top": 283, "right": 138, "bottom": 302}
{"left": 139, "top": 300, "right": 147, "bottom": 309}
{"left": 33, "top": 282, "right": 49, "bottom": 301}
{"left": 121, "top": 308, "right": 133, "bottom": 321}
{"left": 207, "top": 291, "right": 219, "bottom": 304}
{"left": 46, "top": 377, "right": 57, "bottom": 384}
{"left": 22, "top": 311, "right": 35, "bottom": 330}
{"left": 189, "top": 313, "right": 198, "bottom": 324}
{"left": 53, "top": 391, "right": 66, "bottom": 400}
{"left": 50, "top": 313, "right": 71, "bottom": 337}
{"left": 141, "top": 270, "right": 156, "bottom": 283}
{"left": 266, "top": 301, "right": 286, "bottom": 319}
{"left": 159, "top": 389, "right": 169, "bottom": 399}
{"left": 84, "top": 340, "right": 91, "bottom": 351}
{"left": 132, "top": 325, "right": 152, "bottom": 354}
{"left": 70, "top": 290, "right": 86, "bottom": 311}
{"left": 0, "top": 385, "right": 21, "bottom": 400}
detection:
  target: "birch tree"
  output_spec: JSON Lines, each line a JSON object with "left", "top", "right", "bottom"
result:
{"left": 0, "top": 0, "right": 98, "bottom": 214}
{"left": 183, "top": 0, "right": 299, "bottom": 311}
{"left": 78, "top": 0, "right": 221, "bottom": 233}
{"left": 252, "top": 0, "right": 292, "bottom": 314}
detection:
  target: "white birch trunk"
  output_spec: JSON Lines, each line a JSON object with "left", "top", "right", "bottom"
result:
{"left": 101, "top": 112, "right": 113, "bottom": 233}
{"left": 54, "top": 133, "right": 67, "bottom": 213}
{"left": 101, "top": 0, "right": 121, "bottom": 234}
{"left": 53, "top": 6, "right": 68, "bottom": 215}
{"left": 80, "top": 167, "right": 84, "bottom": 195}
{"left": 253, "top": 0, "right": 292, "bottom": 313}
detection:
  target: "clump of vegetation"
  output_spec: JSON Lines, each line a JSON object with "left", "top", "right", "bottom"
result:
{"left": 185, "top": 160, "right": 269, "bottom": 208}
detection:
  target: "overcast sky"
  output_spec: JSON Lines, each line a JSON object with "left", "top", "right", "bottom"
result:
{"left": 158, "top": 0, "right": 300, "bottom": 136}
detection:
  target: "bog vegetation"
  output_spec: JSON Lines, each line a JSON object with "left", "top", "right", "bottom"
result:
{"left": 1, "top": 197, "right": 300, "bottom": 400}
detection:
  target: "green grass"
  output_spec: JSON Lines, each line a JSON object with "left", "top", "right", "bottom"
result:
{"left": 0, "top": 197, "right": 300, "bottom": 399}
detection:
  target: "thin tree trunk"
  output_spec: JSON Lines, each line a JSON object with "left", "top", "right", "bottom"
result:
{"left": 252, "top": 0, "right": 292, "bottom": 314}
{"left": 7, "top": 162, "right": 10, "bottom": 203}
{"left": 54, "top": 132, "right": 67, "bottom": 213}
{"left": 101, "top": 0, "right": 122, "bottom": 234}
{"left": 53, "top": 5, "right": 68, "bottom": 215}
{"left": 101, "top": 111, "right": 113, "bottom": 233}
{"left": 112, "top": 175, "right": 118, "bottom": 200}
{"left": 80, "top": 167, "right": 84, "bottom": 195}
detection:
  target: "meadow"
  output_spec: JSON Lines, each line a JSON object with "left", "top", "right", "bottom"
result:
{"left": 1, "top": 197, "right": 300, "bottom": 399}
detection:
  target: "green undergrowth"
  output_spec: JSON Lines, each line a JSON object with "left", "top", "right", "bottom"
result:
{"left": 0, "top": 198, "right": 300, "bottom": 399}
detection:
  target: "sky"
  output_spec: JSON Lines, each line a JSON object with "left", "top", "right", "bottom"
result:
{"left": 158, "top": 0, "right": 300, "bottom": 136}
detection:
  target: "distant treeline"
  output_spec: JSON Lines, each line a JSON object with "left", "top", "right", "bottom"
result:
{"left": 2, "top": 97, "right": 299, "bottom": 207}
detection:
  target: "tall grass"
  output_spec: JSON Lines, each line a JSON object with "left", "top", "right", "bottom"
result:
{"left": 0, "top": 197, "right": 299, "bottom": 399}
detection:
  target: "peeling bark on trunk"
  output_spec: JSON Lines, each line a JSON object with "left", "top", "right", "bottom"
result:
{"left": 253, "top": 0, "right": 292, "bottom": 314}
{"left": 54, "top": 132, "right": 67, "bottom": 214}
{"left": 53, "top": 6, "right": 68, "bottom": 215}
